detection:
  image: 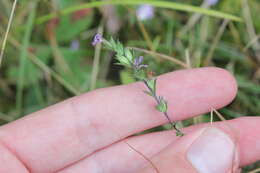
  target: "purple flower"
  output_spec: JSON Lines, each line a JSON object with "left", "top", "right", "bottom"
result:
{"left": 133, "top": 56, "right": 148, "bottom": 69}
{"left": 136, "top": 5, "right": 154, "bottom": 21}
{"left": 92, "top": 34, "right": 103, "bottom": 46}
{"left": 70, "top": 40, "right": 80, "bottom": 50}
{"left": 205, "top": 0, "right": 219, "bottom": 6}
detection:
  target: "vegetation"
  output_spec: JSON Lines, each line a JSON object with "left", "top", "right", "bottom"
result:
{"left": 0, "top": 0, "right": 259, "bottom": 171}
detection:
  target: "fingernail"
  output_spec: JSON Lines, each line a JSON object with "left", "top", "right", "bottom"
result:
{"left": 187, "top": 128, "right": 235, "bottom": 173}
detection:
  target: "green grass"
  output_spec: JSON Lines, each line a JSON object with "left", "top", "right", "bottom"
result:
{"left": 16, "top": 1, "right": 37, "bottom": 116}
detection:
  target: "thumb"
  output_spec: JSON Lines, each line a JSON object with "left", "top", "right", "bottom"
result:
{"left": 138, "top": 127, "right": 240, "bottom": 173}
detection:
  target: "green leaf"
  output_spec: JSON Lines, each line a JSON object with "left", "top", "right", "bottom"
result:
{"left": 124, "top": 48, "right": 134, "bottom": 62}
{"left": 57, "top": 0, "right": 76, "bottom": 9}
{"left": 115, "top": 41, "right": 124, "bottom": 55}
{"left": 106, "top": 39, "right": 134, "bottom": 67}
{"left": 176, "top": 131, "right": 184, "bottom": 137}
{"left": 109, "top": 37, "right": 117, "bottom": 49}
{"left": 120, "top": 70, "right": 136, "bottom": 84}
{"left": 116, "top": 55, "right": 132, "bottom": 66}
{"left": 56, "top": 48, "right": 91, "bottom": 89}
{"left": 8, "top": 60, "right": 42, "bottom": 86}
{"left": 143, "top": 90, "right": 153, "bottom": 97}
{"left": 7, "top": 44, "right": 53, "bottom": 86}
{"left": 133, "top": 69, "right": 146, "bottom": 80}
{"left": 156, "top": 97, "right": 168, "bottom": 113}
{"left": 237, "top": 75, "right": 260, "bottom": 94}
{"left": 145, "top": 78, "right": 157, "bottom": 93}
{"left": 55, "top": 11, "right": 93, "bottom": 42}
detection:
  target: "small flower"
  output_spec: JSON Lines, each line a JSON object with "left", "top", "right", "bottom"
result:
{"left": 70, "top": 40, "right": 80, "bottom": 50}
{"left": 205, "top": 0, "right": 219, "bottom": 6}
{"left": 92, "top": 34, "right": 103, "bottom": 46}
{"left": 136, "top": 5, "right": 154, "bottom": 21}
{"left": 133, "top": 56, "right": 148, "bottom": 70}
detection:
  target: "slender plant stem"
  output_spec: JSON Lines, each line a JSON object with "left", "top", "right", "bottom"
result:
{"left": 178, "top": 1, "right": 209, "bottom": 37}
{"left": 243, "top": 34, "right": 260, "bottom": 51}
{"left": 129, "top": 47, "right": 189, "bottom": 68}
{"left": 90, "top": 25, "right": 103, "bottom": 90}
{"left": 36, "top": 0, "right": 242, "bottom": 24}
{"left": 242, "top": 0, "right": 260, "bottom": 62}
{"left": 137, "top": 20, "right": 155, "bottom": 52}
{"left": 125, "top": 141, "right": 159, "bottom": 173}
{"left": 0, "top": 0, "right": 17, "bottom": 67}
{"left": 16, "top": 2, "right": 37, "bottom": 116}
{"left": 143, "top": 80, "right": 183, "bottom": 136}
{"left": 203, "top": 19, "right": 229, "bottom": 66}
{"left": 100, "top": 36, "right": 184, "bottom": 136}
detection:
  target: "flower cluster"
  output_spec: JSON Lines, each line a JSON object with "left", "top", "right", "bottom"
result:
{"left": 92, "top": 34, "right": 184, "bottom": 136}
{"left": 92, "top": 34, "right": 103, "bottom": 46}
{"left": 133, "top": 56, "right": 148, "bottom": 70}
{"left": 205, "top": 0, "right": 219, "bottom": 6}
{"left": 136, "top": 4, "right": 154, "bottom": 21}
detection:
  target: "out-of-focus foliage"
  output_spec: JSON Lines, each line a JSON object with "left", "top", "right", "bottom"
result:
{"left": 0, "top": 0, "right": 259, "bottom": 171}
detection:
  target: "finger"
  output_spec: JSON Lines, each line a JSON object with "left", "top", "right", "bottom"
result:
{"left": 0, "top": 142, "right": 29, "bottom": 173}
{"left": 58, "top": 117, "right": 259, "bottom": 173}
{"left": 0, "top": 67, "right": 237, "bottom": 173}
{"left": 138, "top": 127, "right": 239, "bottom": 173}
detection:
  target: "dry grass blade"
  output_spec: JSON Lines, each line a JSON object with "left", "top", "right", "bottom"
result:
{"left": 210, "top": 109, "right": 213, "bottom": 124}
{"left": 178, "top": 1, "right": 210, "bottom": 37}
{"left": 203, "top": 19, "right": 229, "bottom": 66}
{"left": 185, "top": 49, "right": 191, "bottom": 68}
{"left": 248, "top": 168, "right": 260, "bottom": 173}
{"left": 210, "top": 108, "right": 239, "bottom": 173}
{"left": 212, "top": 108, "right": 226, "bottom": 121}
{"left": 137, "top": 20, "right": 155, "bottom": 52}
{"left": 125, "top": 141, "right": 160, "bottom": 173}
{"left": 0, "top": 112, "right": 14, "bottom": 122}
{"left": 243, "top": 34, "right": 260, "bottom": 52}
{"left": 242, "top": 0, "right": 260, "bottom": 62}
{"left": 0, "top": 0, "right": 17, "bottom": 67}
{"left": 129, "top": 47, "right": 189, "bottom": 68}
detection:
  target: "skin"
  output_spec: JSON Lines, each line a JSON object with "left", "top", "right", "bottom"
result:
{"left": 0, "top": 67, "right": 259, "bottom": 173}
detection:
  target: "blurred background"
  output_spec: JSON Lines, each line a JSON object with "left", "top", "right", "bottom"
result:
{"left": 0, "top": 0, "right": 259, "bottom": 171}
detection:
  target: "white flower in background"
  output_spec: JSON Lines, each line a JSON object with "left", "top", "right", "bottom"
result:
{"left": 70, "top": 40, "right": 80, "bottom": 50}
{"left": 205, "top": 0, "right": 219, "bottom": 6}
{"left": 136, "top": 4, "right": 154, "bottom": 21}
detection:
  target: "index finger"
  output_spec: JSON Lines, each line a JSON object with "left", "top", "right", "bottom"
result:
{"left": 0, "top": 67, "right": 237, "bottom": 173}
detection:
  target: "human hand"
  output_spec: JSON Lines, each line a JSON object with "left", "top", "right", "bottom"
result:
{"left": 0, "top": 67, "right": 259, "bottom": 173}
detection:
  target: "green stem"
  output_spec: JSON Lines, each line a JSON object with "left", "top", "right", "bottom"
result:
{"left": 16, "top": 2, "right": 37, "bottom": 117}
{"left": 36, "top": 0, "right": 242, "bottom": 24}
{"left": 143, "top": 80, "right": 184, "bottom": 136}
